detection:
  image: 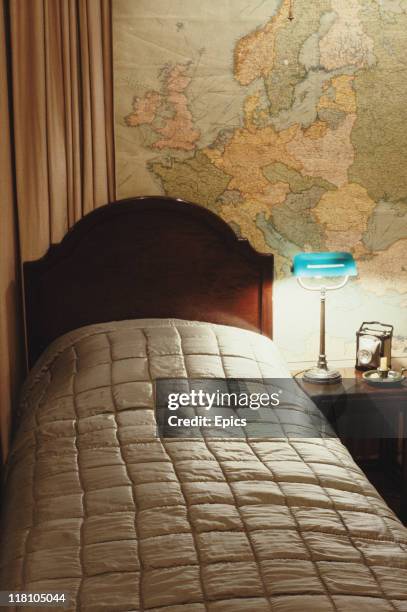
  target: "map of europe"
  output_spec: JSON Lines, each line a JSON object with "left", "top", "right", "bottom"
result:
{"left": 114, "top": 0, "right": 407, "bottom": 363}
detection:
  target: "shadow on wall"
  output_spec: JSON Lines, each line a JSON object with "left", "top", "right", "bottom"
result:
{"left": 0, "top": 281, "right": 25, "bottom": 462}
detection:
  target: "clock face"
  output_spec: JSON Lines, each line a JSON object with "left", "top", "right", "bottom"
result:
{"left": 357, "top": 348, "right": 373, "bottom": 365}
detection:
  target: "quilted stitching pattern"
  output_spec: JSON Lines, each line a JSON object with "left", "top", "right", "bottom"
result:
{"left": 1, "top": 319, "right": 407, "bottom": 612}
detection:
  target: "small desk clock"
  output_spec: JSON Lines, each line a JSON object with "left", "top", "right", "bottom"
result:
{"left": 356, "top": 321, "right": 393, "bottom": 371}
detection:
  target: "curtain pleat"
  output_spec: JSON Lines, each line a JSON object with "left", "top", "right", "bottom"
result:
{"left": 0, "top": 0, "right": 115, "bottom": 462}
{"left": 0, "top": 0, "right": 23, "bottom": 463}
{"left": 101, "top": 0, "right": 115, "bottom": 200}
{"left": 45, "top": 0, "right": 69, "bottom": 243}
{"left": 78, "top": 0, "right": 115, "bottom": 213}
{"left": 9, "top": 0, "right": 51, "bottom": 260}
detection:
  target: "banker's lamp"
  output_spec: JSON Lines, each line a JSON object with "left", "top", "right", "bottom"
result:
{"left": 292, "top": 252, "right": 357, "bottom": 384}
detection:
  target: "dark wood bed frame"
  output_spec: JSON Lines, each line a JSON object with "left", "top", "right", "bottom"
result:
{"left": 23, "top": 196, "right": 273, "bottom": 368}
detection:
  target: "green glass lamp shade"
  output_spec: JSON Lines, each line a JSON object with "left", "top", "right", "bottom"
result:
{"left": 292, "top": 252, "right": 357, "bottom": 278}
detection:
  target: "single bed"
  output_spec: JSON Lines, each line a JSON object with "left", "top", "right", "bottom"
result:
{"left": 1, "top": 197, "right": 406, "bottom": 612}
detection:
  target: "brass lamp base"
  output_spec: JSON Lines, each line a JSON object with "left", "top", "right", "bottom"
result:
{"left": 303, "top": 366, "right": 342, "bottom": 385}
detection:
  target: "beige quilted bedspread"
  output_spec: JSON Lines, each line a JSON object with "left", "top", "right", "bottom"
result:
{"left": 1, "top": 319, "right": 407, "bottom": 612}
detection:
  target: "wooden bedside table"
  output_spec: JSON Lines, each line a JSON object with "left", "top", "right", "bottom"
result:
{"left": 295, "top": 368, "right": 407, "bottom": 523}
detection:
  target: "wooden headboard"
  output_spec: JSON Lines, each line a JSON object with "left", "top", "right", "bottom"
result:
{"left": 24, "top": 196, "right": 273, "bottom": 367}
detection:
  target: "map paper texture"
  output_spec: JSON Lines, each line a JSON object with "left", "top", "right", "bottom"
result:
{"left": 114, "top": 0, "right": 407, "bottom": 366}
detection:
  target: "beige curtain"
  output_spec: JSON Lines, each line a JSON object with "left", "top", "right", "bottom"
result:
{"left": 0, "top": 0, "right": 23, "bottom": 464}
{"left": 9, "top": 0, "right": 115, "bottom": 261}
{"left": 0, "top": 0, "right": 115, "bottom": 461}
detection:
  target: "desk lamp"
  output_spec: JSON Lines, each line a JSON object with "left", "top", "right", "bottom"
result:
{"left": 292, "top": 252, "right": 357, "bottom": 384}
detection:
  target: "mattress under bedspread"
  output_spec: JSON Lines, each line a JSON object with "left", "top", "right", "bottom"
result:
{"left": 1, "top": 319, "right": 407, "bottom": 612}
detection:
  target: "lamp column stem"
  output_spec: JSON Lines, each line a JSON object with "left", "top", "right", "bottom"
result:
{"left": 318, "top": 287, "right": 328, "bottom": 370}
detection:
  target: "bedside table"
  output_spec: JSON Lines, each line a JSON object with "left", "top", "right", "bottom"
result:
{"left": 295, "top": 368, "right": 407, "bottom": 523}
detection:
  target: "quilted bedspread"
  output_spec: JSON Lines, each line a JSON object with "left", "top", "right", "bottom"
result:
{"left": 1, "top": 319, "right": 407, "bottom": 612}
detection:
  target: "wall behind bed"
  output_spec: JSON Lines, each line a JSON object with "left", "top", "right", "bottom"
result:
{"left": 113, "top": 0, "right": 407, "bottom": 369}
